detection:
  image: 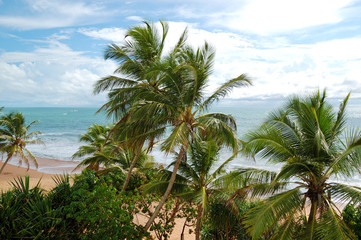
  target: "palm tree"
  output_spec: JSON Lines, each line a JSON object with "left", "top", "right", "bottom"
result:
{"left": 0, "top": 112, "right": 43, "bottom": 174}
{"left": 242, "top": 90, "right": 361, "bottom": 240}
{"left": 72, "top": 124, "right": 114, "bottom": 171}
{"left": 145, "top": 138, "right": 239, "bottom": 240}
{"left": 138, "top": 41, "right": 252, "bottom": 230}
{"left": 93, "top": 21, "right": 188, "bottom": 191}
{"left": 73, "top": 123, "right": 155, "bottom": 176}
{"left": 94, "top": 21, "right": 252, "bottom": 229}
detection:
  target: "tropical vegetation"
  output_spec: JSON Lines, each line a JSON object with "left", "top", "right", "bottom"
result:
{"left": 94, "top": 20, "right": 252, "bottom": 230}
{"left": 243, "top": 90, "right": 361, "bottom": 240}
{"left": 0, "top": 171, "right": 148, "bottom": 239}
{"left": 144, "top": 138, "right": 240, "bottom": 239}
{"left": 2, "top": 20, "right": 361, "bottom": 240}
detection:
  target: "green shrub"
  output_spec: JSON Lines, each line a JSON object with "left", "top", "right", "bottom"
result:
{"left": 342, "top": 204, "right": 361, "bottom": 239}
{"left": 0, "top": 176, "right": 47, "bottom": 239}
{"left": 201, "top": 199, "right": 259, "bottom": 240}
{"left": 55, "top": 169, "right": 149, "bottom": 239}
{"left": 0, "top": 170, "right": 149, "bottom": 239}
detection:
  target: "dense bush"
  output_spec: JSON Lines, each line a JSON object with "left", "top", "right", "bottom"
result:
{"left": 0, "top": 170, "right": 149, "bottom": 240}
{"left": 0, "top": 176, "right": 60, "bottom": 239}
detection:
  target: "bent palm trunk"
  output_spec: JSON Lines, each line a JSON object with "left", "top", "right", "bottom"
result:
{"left": 122, "top": 144, "right": 144, "bottom": 191}
{"left": 0, "top": 154, "right": 13, "bottom": 175}
{"left": 144, "top": 147, "right": 186, "bottom": 230}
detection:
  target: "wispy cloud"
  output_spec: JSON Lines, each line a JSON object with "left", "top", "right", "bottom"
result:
{"left": 0, "top": 39, "right": 115, "bottom": 106}
{"left": 126, "top": 16, "right": 144, "bottom": 22}
{"left": 172, "top": 0, "right": 356, "bottom": 36}
{"left": 0, "top": 0, "right": 109, "bottom": 30}
{"left": 78, "top": 28, "right": 127, "bottom": 42}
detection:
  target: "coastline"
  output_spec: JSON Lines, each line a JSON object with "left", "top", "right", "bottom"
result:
{"left": 0, "top": 156, "right": 82, "bottom": 191}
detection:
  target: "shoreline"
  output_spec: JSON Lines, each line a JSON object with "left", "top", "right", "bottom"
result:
{"left": 0, "top": 156, "right": 82, "bottom": 191}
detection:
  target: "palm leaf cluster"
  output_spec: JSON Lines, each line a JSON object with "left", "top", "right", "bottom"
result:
{"left": 243, "top": 90, "right": 361, "bottom": 240}
{"left": 72, "top": 123, "right": 154, "bottom": 174}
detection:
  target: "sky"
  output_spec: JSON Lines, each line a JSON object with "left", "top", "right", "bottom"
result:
{"left": 0, "top": 0, "right": 361, "bottom": 107}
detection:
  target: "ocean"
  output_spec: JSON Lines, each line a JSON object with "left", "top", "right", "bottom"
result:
{"left": 2, "top": 98, "right": 361, "bottom": 184}
{"left": 2, "top": 101, "right": 279, "bottom": 163}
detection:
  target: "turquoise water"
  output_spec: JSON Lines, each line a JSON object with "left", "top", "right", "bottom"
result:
{"left": 2, "top": 101, "right": 280, "bottom": 162}
{"left": 2, "top": 98, "right": 361, "bottom": 176}
{"left": 2, "top": 107, "right": 109, "bottom": 161}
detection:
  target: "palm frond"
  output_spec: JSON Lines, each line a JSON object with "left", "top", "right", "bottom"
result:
{"left": 244, "top": 187, "right": 303, "bottom": 240}
{"left": 200, "top": 73, "right": 252, "bottom": 111}
{"left": 243, "top": 124, "right": 294, "bottom": 162}
{"left": 328, "top": 183, "right": 361, "bottom": 206}
{"left": 161, "top": 122, "right": 189, "bottom": 153}
{"left": 93, "top": 75, "right": 138, "bottom": 94}
{"left": 315, "top": 199, "right": 355, "bottom": 240}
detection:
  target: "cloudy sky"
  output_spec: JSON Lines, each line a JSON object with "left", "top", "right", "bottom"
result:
{"left": 0, "top": 0, "right": 361, "bottom": 106}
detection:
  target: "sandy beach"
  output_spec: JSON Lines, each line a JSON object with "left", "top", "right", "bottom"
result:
{"left": 0, "top": 156, "right": 81, "bottom": 191}
{"left": 0, "top": 162, "right": 57, "bottom": 191}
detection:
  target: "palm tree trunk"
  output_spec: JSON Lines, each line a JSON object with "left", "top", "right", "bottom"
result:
{"left": 0, "top": 154, "right": 13, "bottom": 175}
{"left": 308, "top": 198, "right": 317, "bottom": 225}
{"left": 195, "top": 204, "right": 203, "bottom": 240}
{"left": 122, "top": 143, "right": 144, "bottom": 191}
{"left": 144, "top": 146, "right": 186, "bottom": 231}
{"left": 307, "top": 197, "right": 318, "bottom": 239}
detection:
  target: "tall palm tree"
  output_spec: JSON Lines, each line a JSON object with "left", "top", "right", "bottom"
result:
{"left": 0, "top": 112, "right": 43, "bottom": 174}
{"left": 144, "top": 138, "right": 239, "bottom": 240}
{"left": 94, "top": 21, "right": 252, "bottom": 229}
{"left": 138, "top": 41, "right": 252, "bottom": 230}
{"left": 93, "top": 21, "right": 188, "bottom": 191}
{"left": 242, "top": 90, "right": 361, "bottom": 240}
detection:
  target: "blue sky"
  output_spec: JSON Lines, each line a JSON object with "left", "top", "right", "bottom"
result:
{"left": 0, "top": 0, "right": 361, "bottom": 106}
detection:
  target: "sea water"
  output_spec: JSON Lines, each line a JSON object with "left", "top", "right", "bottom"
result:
{"left": 2, "top": 98, "right": 361, "bottom": 184}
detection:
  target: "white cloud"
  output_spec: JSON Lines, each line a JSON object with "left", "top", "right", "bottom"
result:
{"left": 0, "top": 0, "right": 108, "bottom": 30}
{"left": 159, "top": 22, "right": 361, "bottom": 99}
{"left": 176, "top": 0, "right": 355, "bottom": 35}
{"left": 2, "top": 21, "right": 361, "bottom": 106}
{"left": 0, "top": 40, "right": 116, "bottom": 106}
{"left": 126, "top": 16, "right": 144, "bottom": 22}
{"left": 78, "top": 28, "right": 127, "bottom": 42}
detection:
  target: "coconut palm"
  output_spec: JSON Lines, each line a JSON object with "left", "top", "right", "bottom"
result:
{"left": 94, "top": 21, "right": 252, "bottom": 229}
{"left": 72, "top": 124, "right": 114, "bottom": 171}
{"left": 93, "top": 21, "right": 187, "bottom": 191}
{"left": 0, "top": 112, "right": 42, "bottom": 174}
{"left": 242, "top": 90, "right": 361, "bottom": 240}
{"left": 137, "top": 41, "right": 252, "bottom": 230}
{"left": 73, "top": 123, "right": 155, "bottom": 175}
{"left": 144, "top": 138, "right": 239, "bottom": 239}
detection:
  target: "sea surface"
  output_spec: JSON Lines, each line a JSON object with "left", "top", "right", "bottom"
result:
{"left": 2, "top": 98, "right": 361, "bottom": 184}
